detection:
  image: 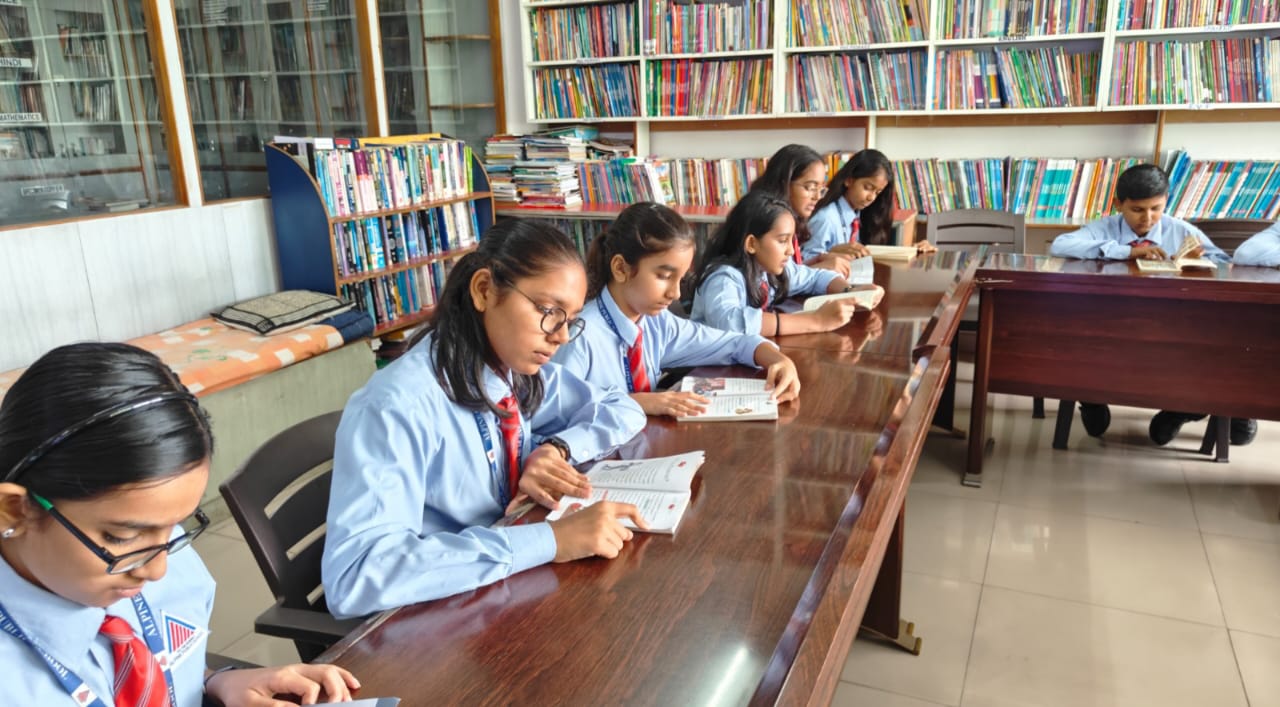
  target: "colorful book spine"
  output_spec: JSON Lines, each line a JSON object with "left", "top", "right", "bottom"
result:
{"left": 647, "top": 0, "right": 771, "bottom": 55}
{"left": 1116, "top": 0, "right": 1280, "bottom": 30}
{"left": 528, "top": 3, "right": 638, "bottom": 62}
{"left": 788, "top": 50, "right": 927, "bottom": 112}
{"left": 933, "top": 46, "right": 1099, "bottom": 109}
{"left": 1164, "top": 149, "right": 1280, "bottom": 219}
{"left": 645, "top": 58, "right": 772, "bottom": 116}
{"left": 790, "top": 0, "right": 929, "bottom": 46}
{"left": 311, "top": 137, "right": 471, "bottom": 217}
{"left": 1109, "top": 37, "right": 1280, "bottom": 106}
{"left": 943, "top": 0, "right": 1106, "bottom": 38}
{"left": 330, "top": 202, "right": 480, "bottom": 278}
{"left": 533, "top": 63, "right": 641, "bottom": 119}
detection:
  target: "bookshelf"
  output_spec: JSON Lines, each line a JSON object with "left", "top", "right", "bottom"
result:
{"left": 264, "top": 134, "right": 494, "bottom": 337}
{"left": 0, "top": 0, "right": 175, "bottom": 228}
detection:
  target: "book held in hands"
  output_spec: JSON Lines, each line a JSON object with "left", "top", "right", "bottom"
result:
{"left": 676, "top": 376, "right": 778, "bottom": 422}
{"left": 801, "top": 283, "right": 886, "bottom": 313}
{"left": 546, "top": 451, "right": 706, "bottom": 534}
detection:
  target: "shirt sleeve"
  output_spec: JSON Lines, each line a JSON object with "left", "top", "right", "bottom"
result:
{"left": 804, "top": 204, "right": 840, "bottom": 261}
{"left": 658, "top": 313, "right": 770, "bottom": 370}
{"left": 784, "top": 261, "right": 840, "bottom": 295}
{"left": 530, "top": 362, "right": 645, "bottom": 463}
{"left": 1233, "top": 226, "right": 1280, "bottom": 267}
{"left": 695, "top": 268, "right": 763, "bottom": 334}
{"left": 1049, "top": 221, "right": 1129, "bottom": 260}
{"left": 548, "top": 331, "right": 595, "bottom": 383}
{"left": 322, "top": 395, "right": 557, "bottom": 619}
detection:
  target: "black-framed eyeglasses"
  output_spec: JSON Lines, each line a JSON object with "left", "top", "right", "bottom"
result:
{"left": 510, "top": 285, "right": 586, "bottom": 342}
{"left": 30, "top": 492, "right": 209, "bottom": 575}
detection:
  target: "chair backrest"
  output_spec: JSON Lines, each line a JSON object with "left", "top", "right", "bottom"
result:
{"left": 925, "top": 209, "right": 1026, "bottom": 254}
{"left": 1187, "top": 218, "right": 1272, "bottom": 255}
{"left": 219, "top": 410, "right": 343, "bottom": 614}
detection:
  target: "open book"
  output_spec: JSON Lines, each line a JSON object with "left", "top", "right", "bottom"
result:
{"left": 848, "top": 255, "right": 875, "bottom": 284}
{"left": 545, "top": 451, "right": 706, "bottom": 534}
{"left": 801, "top": 283, "right": 885, "bottom": 313}
{"left": 1136, "top": 234, "right": 1217, "bottom": 272}
{"left": 864, "top": 244, "right": 918, "bottom": 260}
{"left": 676, "top": 376, "right": 778, "bottom": 422}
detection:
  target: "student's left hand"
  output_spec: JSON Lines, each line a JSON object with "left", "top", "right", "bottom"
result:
{"left": 204, "top": 663, "right": 360, "bottom": 706}
{"left": 810, "top": 251, "right": 853, "bottom": 278}
{"left": 915, "top": 240, "right": 938, "bottom": 253}
{"left": 520, "top": 445, "right": 593, "bottom": 510}
{"left": 1184, "top": 244, "right": 1204, "bottom": 259}
{"left": 830, "top": 242, "right": 870, "bottom": 259}
{"left": 763, "top": 356, "right": 801, "bottom": 403}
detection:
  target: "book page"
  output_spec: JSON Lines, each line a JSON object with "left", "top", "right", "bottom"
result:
{"left": 678, "top": 376, "right": 769, "bottom": 396}
{"left": 1173, "top": 234, "right": 1200, "bottom": 261}
{"left": 865, "top": 245, "right": 917, "bottom": 260}
{"left": 848, "top": 255, "right": 875, "bottom": 284}
{"left": 802, "top": 284, "right": 885, "bottom": 312}
{"left": 1135, "top": 259, "right": 1180, "bottom": 273}
{"left": 546, "top": 488, "right": 691, "bottom": 534}
{"left": 583, "top": 451, "right": 705, "bottom": 492}
{"left": 1176, "top": 257, "right": 1217, "bottom": 270}
{"left": 678, "top": 394, "right": 777, "bottom": 422}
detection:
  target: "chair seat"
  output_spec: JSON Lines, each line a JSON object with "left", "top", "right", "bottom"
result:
{"left": 254, "top": 600, "right": 365, "bottom": 647}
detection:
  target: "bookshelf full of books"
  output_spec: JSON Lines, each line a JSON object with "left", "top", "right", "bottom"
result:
{"left": 264, "top": 134, "right": 494, "bottom": 336}
{"left": 0, "top": 0, "right": 175, "bottom": 228}
{"left": 519, "top": 0, "right": 1280, "bottom": 122}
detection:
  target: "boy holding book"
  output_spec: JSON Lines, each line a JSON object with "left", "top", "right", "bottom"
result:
{"left": 1048, "top": 163, "right": 1254, "bottom": 446}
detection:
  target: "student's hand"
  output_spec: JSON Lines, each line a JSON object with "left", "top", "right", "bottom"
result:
{"left": 1184, "top": 244, "right": 1204, "bottom": 259}
{"left": 204, "top": 664, "right": 360, "bottom": 706}
{"left": 1130, "top": 244, "right": 1168, "bottom": 260}
{"left": 850, "top": 283, "right": 886, "bottom": 310}
{"left": 810, "top": 251, "right": 853, "bottom": 278}
{"left": 632, "top": 391, "right": 709, "bottom": 418}
{"left": 815, "top": 298, "right": 859, "bottom": 330}
{"left": 830, "top": 242, "right": 870, "bottom": 259}
{"left": 549, "top": 501, "right": 648, "bottom": 561}
{"left": 915, "top": 240, "right": 938, "bottom": 253}
{"left": 863, "top": 310, "right": 885, "bottom": 341}
{"left": 520, "top": 445, "right": 592, "bottom": 510}
{"left": 763, "top": 356, "right": 801, "bottom": 403}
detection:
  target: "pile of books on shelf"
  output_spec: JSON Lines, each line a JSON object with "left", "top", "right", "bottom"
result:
{"left": 646, "top": 0, "right": 771, "bottom": 54}
{"left": 514, "top": 162, "right": 584, "bottom": 209}
{"left": 790, "top": 0, "right": 928, "bottom": 45}
{"left": 486, "top": 127, "right": 640, "bottom": 208}
{"left": 1164, "top": 150, "right": 1280, "bottom": 220}
{"left": 483, "top": 134, "right": 524, "bottom": 204}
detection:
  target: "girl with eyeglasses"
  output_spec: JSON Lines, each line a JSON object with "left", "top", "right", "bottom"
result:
{"left": 321, "top": 219, "right": 648, "bottom": 619}
{"left": 806, "top": 149, "right": 936, "bottom": 262}
{"left": 748, "top": 144, "right": 853, "bottom": 278}
{"left": 0, "top": 342, "right": 359, "bottom": 706}
{"left": 692, "top": 191, "right": 881, "bottom": 336}
{"left": 552, "top": 202, "right": 801, "bottom": 419}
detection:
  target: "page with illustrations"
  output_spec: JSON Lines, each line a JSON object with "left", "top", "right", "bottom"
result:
{"left": 678, "top": 393, "right": 778, "bottom": 422}
{"left": 583, "top": 451, "right": 706, "bottom": 492}
{"left": 678, "top": 376, "right": 769, "bottom": 396}
{"left": 548, "top": 487, "right": 691, "bottom": 534}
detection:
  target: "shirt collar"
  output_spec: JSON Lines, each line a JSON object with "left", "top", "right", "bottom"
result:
{"left": 0, "top": 550, "right": 106, "bottom": 677}
{"left": 1117, "top": 215, "right": 1159, "bottom": 244}
{"left": 598, "top": 288, "right": 640, "bottom": 345}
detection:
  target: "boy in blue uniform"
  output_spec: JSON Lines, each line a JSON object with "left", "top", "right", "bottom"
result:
{"left": 1233, "top": 222, "right": 1280, "bottom": 267}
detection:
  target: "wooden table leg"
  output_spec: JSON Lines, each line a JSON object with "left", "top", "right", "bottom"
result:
{"left": 932, "top": 335, "right": 958, "bottom": 433}
{"left": 965, "top": 290, "right": 995, "bottom": 488}
{"left": 1053, "top": 400, "right": 1075, "bottom": 450}
{"left": 860, "top": 505, "right": 922, "bottom": 655}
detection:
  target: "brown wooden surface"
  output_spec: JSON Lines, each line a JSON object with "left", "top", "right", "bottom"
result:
{"left": 967, "top": 253, "right": 1280, "bottom": 480}
{"left": 316, "top": 257, "right": 975, "bottom": 706}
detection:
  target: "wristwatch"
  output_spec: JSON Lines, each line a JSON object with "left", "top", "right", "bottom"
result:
{"left": 542, "top": 436, "right": 572, "bottom": 462}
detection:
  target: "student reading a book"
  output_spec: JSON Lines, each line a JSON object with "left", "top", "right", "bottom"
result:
{"left": 806, "top": 149, "right": 935, "bottom": 261}
{"left": 1233, "top": 222, "right": 1280, "bottom": 267}
{"left": 749, "top": 143, "right": 853, "bottom": 278}
{"left": 1047, "top": 164, "right": 1252, "bottom": 445}
{"left": 553, "top": 202, "right": 801, "bottom": 418}
{"left": 691, "top": 191, "right": 868, "bottom": 336}
{"left": 0, "top": 343, "right": 360, "bottom": 706}
{"left": 322, "top": 220, "right": 649, "bottom": 619}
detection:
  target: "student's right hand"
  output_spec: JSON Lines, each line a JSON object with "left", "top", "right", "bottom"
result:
{"left": 815, "top": 298, "right": 859, "bottom": 330}
{"left": 830, "top": 242, "right": 870, "bottom": 259}
{"left": 204, "top": 663, "right": 360, "bottom": 706}
{"left": 809, "top": 252, "right": 853, "bottom": 278}
{"left": 519, "top": 444, "right": 592, "bottom": 510}
{"left": 1130, "top": 244, "right": 1168, "bottom": 260}
{"left": 632, "top": 391, "right": 710, "bottom": 418}
{"left": 549, "top": 501, "right": 648, "bottom": 561}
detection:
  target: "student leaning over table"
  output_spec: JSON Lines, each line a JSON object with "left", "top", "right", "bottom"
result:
{"left": 322, "top": 219, "right": 649, "bottom": 620}
{"left": 1233, "top": 221, "right": 1280, "bottom": 267}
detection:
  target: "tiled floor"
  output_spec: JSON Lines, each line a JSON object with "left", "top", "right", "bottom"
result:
{"left": 197, "top": 363, "right": 1280, "bottom": 706}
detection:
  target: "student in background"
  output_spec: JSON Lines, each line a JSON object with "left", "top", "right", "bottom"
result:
{"left": 806, "top": 149, "right": 935, "bottom": 261}
{"left": 0, "top": 343, "right": 358, "bottom": 706}
{"left": 1233, "top": 222, "right": 1280, "bottom": 267}
{"left": 554, "top": 202, "right": 801, "bottom": 419}
{"left": 323, "top": 219, "right": 648, "bottom": 619}
{"left": 750, "top": 143, "right": 852, "bottom": 277}
{"left": 1048, "top": 164, "right": 1251, "bottom": 446}
{"left": 692, "top": 191, "right": 876, "bottom": 336}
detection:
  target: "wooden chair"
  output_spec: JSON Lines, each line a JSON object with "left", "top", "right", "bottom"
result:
{"left": 1188, "top": 218, "right": 1273, "bottom": 255}
{"left": 219, "top": 410, "right": 363, "bottom": 662}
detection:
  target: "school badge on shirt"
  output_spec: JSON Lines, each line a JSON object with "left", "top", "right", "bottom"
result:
{"left": 163, "top": 612, "right": 208, "bottom": 669}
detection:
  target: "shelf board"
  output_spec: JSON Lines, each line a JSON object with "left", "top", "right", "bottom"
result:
{"left": 645, "top": 48, "right": 774, "bottom": 60}
{"left": 429, "top": 103, "right": 495, "bottom": 110}
{"left": 529, "top": 55, "right": 641, "bottom": 67}
{"left": 1102, "top": 102, "right": 1280, "bottom": 112}
{"left": 927, "top": 106, "right": 1100, "bottom": 115}
{"left": 1113, "top": 22, "right": 1280, "bottom": 38}
{"left": 934, "top": 31, "right": 1106, "bottom": 47}
{"left": 373, "top": 308, "right": 434, "bottom": 338}
{"left": 531, "top": 116, "right": 641, "bottom": 123}
{"left": 338, "top": 243, "right": 478, "bottom": 287}
{"left": 498, "top": 202, "right": 730, "bottom": 223}
{"left": 524, "top": 0, "right": 629, "bottom": 7}
{"left": 329, "top": 191, "right": 493, "bottom": 224}
{"left": 644, "top": 112, "right": 775, "bottom": 121}
{"left": 785, "top": 40, "right": 930, "bottom": 54}
{"left": 425, "top": 34, "right": 490, "bottom": 42}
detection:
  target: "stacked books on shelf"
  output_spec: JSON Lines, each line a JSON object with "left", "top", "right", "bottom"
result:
{"left": 932, "top": 46, "right": 1100, "bottom": 109}
{"left": 942, "top": 0, "right": 1105, "bottom": 38}
{"left": 1115, "top": 0, "right": 1280, "bottom": 30}
{"left": 645, "top": 58, "right": 771, "bottom": 116}
{"left": 533, "top": 64, "right": 640, "bottom": 119}
{"left": 788, "top": 50, "right": 927, "bottom": 112}
{"left": 789, "top": 0, "right": 929, "bottom": 46}
{"left": 299, "top": 136, "right": 475, "bottom": 217}
{"left": 514, "top": 161, "right": 584, "bottom": 208}
{"left": 528, "top": 2, "right": 638, "bottom": 61}
{"left": 1109, "top": 37, "right": 1280, "bottom": 106}
{"left": 645, "top": 0, "right": 771, "bottom": 54}
{"left": 483, "top": 134, "right": 524, "bottom": 203}
{"left": 1163, "top": 150, "right": 1280, "bottom": 220}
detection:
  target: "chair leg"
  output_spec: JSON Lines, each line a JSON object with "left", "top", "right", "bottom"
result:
{"left": 1032, "top": 397, "right": 1045, "bottom": 419}
{"left": 1053, "top": 400, "right": 1075, "bottom": 450}
{"left": 1199, "top": 416, "right": 1230, "bottom": 463}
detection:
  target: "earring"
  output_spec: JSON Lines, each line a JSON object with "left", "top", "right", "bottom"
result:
{"left": 1, "top": 528, "right": 14, "bottom": 539}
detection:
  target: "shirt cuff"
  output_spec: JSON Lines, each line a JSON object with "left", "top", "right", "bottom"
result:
{"left": 735, "top": 335, "right": 772, "bottom": 368}
{"left": 504, "top": 522, "right": 557, "bottom": 574}
{"left": 816, "top": 269, "right": 841, "bottom": 291}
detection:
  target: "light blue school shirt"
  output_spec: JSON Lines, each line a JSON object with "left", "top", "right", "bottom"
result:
{"left": 1049, "top": 213, "right": 1228, "bottom": 262}
{"left": 1233, "top": 222, "right": 1280, "bottom": 267}
{"left": 690, "top": 262, "right": 839, "bottom": 334}
{"left": 805, "top": 198, "right": 859, "bottom": 261}
{"left": 322, "top": 332, "right": 646, "bottom": 619}
{"left": 0, "top": 545, "right": 214, "bottom": 707}
{"left": 552, "top": 287, "right": 770, "bottom": 391}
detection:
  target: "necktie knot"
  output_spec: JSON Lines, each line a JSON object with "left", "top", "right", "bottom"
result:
{"left": 100, "top": 614, "right": 169, "bottom": 707}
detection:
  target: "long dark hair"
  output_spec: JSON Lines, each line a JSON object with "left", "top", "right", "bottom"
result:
{"left": 695, "top": 191, "right": 796, "bottom": 309}
{"left": 0, "top": 343, "right": 212, "bottom": 502}
{"left": 749, "top": 144, "right": 824, "bottom": 246}
{"left": 815, "top": 149, "right": 895, "bottom": 245}
{"left": 423, "top": 218, "right": 583, "bottom": 416}
{"left": 586, "top": 202, "right": 694, "bottom": 300}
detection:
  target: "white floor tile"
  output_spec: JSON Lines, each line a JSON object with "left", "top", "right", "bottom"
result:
{"left": 986, "top": 504, "right": 1223, "bottom": 626}
{"left": 831, "top": 682, "right": 950, "bottom": 707}
{"left": 193, "top": 532, "right": 277, "bottom": 652}
{"left": 1230, "top": 630, "right": 1280, "bottom": 707}
{"left": 905, "top": 491, "right": 997, "bottom": 584}
{"left": 1202, "top": 533, "right": 1280, "bottom": 638}
{"left": 963, "top": 586, "right": 1246, "bottom": 707}
{"left": 1187, "top": 476, "right": 1280, "bottom": 544}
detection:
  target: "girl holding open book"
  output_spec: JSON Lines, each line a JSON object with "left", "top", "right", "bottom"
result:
{"left": 750, "top": 144, "right": 853, "bottom": 278}
{"left": 691, "top": 191, "right": 879, "bottom": 336}
{"left": 807, "top": 149, "right": 936, "bottom": 262}
{"left": 553, "top": 202, "right": 801, "bottom": 419}
{"left": 322, "top": 219, "right": 649, "bottom": 619}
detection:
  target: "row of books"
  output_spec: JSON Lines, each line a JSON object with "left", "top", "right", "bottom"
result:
{"left": 332, "top": 202, "right": 480, "bottom": 278}
{"left": 485, "top": 131, "right": 635, "bottom": 204}
{"left": 645, "top": 58, "right": 772, "bottom": 116}
{"left": 789, "top": 0, "right": 929, "bottom": 47}
{"left": 892, "top": 156, "right": 1145, "bottom": 220}
{"left": 290, "top": 136, "right": 474, "bottom": 217}
{"left": 528, "top": 2, "right": 638, "bottom": 62}
{"left": 340, "top": 261, "right": 450, "bottom": 333}
{"left": 578, "top": 157, "right": 764, "bottom": 207}
{"left": 0, "top": 82, "right": 43, "bottom": 116}
{"left": 579, "top": 160, "right": 672, "bottom": 206}
{"left": 1109, "top": 37, "right": 1280, "bottom": 106}
{"left": 1115, "top": 0, "right": 1280, "bottom": 30}
{"left": 645, "top": 0, "right": 771, "bottom": 55}
{"left": 68, "top": 81, "right": 117, "bottom": 122}
{"left": 533, "top": 64, "right": 640, "bottom": 119}
{"left": 788, "top": 51, "right": 926, "bottom": 112}
{"left": 933, "top": 46, "right": 1098, "bottom": 109}
{"left": 940, "top": 0, "right": 1105, "bottom": 39}
{"left": 1164, "top": 150, "right": 1280, "bottom": 220}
